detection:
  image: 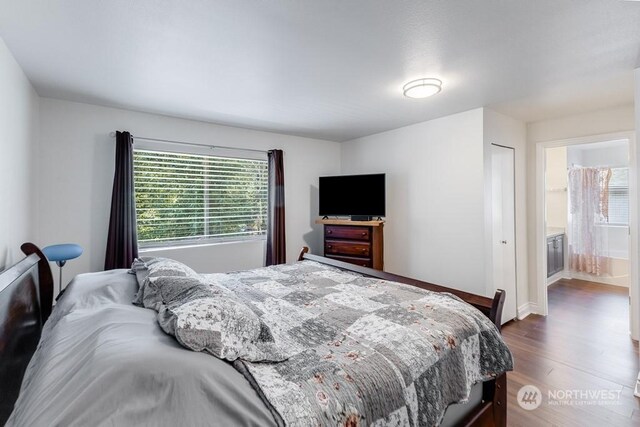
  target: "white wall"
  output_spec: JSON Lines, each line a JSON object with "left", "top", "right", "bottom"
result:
{"left": 483, "top": 109, "right": 529, "bottom": 313}
{"left": 528, "top": 105, "right": 635, "bottom": 143}
{"left": 633, "top": 68, "right": 640, "bottom": 340}
{"left": 526, "top": 105, "right": 635, "bottom": 308}
{"left": 545, "top": 147, "right": 568, "bottom": 229}
{"left": 341, "top": 109, "right": 488, "bottom": 296}
{"left": 36, "top": 98, "right": 341, "bottom": 285}
{"left": 0, "top": 38, "right": 39, "bottom": 270}
{"left": 568, "top": 143, "right": 628, "bottom": 168}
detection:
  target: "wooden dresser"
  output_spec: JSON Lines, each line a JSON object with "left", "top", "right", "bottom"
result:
{"left": 315, "top": 219, "right": 384, "bottom": 270}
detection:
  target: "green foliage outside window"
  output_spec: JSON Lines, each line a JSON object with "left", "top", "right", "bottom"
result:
{"left": 134, "top": 149, "right": 267, "bottom": 246}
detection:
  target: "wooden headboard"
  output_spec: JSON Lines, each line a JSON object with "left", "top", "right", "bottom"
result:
{"left": 0, "top": 243, "right": 53, "bottom": 424}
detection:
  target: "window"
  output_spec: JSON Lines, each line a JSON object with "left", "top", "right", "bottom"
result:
{"left": 605, "top": 167, "right": 628, "bottom": 226}
{"left": 133, "top": 149, "right": 268, "bottom": 247}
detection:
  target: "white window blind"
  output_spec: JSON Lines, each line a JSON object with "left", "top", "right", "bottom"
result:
{"left": 606, "top": 167, "right": 628, "bottom": 226}
{"left": 133, "top": 149, "right": 268, "bottom": 247}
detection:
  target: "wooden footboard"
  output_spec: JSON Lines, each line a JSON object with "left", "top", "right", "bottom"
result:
{"left": 298, "top": 246, "right": 508, "bottom": 427}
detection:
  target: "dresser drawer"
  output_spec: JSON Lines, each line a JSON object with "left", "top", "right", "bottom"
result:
{"left": 326, "top": 254, "right": 373, "bottom": 268}
{"left": 325, "top": 240, "right": 371, "bottom": 257}
{"left": 325, "top": 226, "right": 371, "bottom": 241}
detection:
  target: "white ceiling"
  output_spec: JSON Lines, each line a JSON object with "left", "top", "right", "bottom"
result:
{"left": 1, "top": 1, "right": 639, "bottom": 142}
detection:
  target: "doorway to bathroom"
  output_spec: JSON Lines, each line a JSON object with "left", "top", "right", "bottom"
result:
{"left": 536, "top": 132, "right": 638, "bottom": 341}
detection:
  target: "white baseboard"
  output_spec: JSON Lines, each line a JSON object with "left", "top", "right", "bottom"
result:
{"left": 546, "top": 269, "right": 569, "bottom": 286}
{"left": 517, "top": 302, "right": 539, "bottom": 320}
{"left": 546, "top": 269, "right": 629, "bottom": 288}
{"left": 568, "top": 271, "right": 629, "bottom": 288}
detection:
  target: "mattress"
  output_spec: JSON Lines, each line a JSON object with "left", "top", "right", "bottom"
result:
{"left": 7, "top": 270, "right": 276, "bottom": 427}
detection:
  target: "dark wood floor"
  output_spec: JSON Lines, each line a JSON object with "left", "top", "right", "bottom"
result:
{"left": 502, "top": 279, "right": 640, "bottom": 426}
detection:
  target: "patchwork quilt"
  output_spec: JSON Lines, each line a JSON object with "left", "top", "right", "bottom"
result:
{"left": 153, "top": 260, "right": 513, "bottom": 426}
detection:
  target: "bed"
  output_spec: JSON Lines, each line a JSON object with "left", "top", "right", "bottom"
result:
{"left": 1, "top": 243, "right": 511, "bottom": 426}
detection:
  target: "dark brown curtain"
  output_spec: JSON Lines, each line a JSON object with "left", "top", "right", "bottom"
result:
{"left": 104, "top": 131, "right": 138, "bottom": 270}
{"left": 266, "top": 149, "right": 286, "bottom": 265}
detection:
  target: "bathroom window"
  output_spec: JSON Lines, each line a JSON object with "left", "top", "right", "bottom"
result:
{"left": 605, "top": 167, "right": 628, "bottom": 226}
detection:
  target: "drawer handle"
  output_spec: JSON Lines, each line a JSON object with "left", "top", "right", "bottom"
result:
{"left": 361, "top": 232, "right": 367, "bottom": 236}
{"left": 327, "top": 230, "right": 332, "bottom": 234}
{"left": 361, "top": 248, "right": 367, "bottom": 252}
{"left": 327, "top": 245, "right": 332, "bottom": 249}
{"left": 362, "top": 264, "right": 367, "bottom": 267}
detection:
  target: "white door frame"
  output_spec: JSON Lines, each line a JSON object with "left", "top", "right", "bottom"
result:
{"left": 535, "top": 131, "right": 639, "bottom": 340}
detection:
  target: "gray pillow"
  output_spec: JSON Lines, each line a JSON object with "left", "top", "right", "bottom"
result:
{"left": 143, "top": 275, "right": 227, "bottom": 311}
{"left": 150, "top": 276, "right": 290, "bottom": 362}
{"left": 131, "top": 257, "right": 198, "bottom": 306}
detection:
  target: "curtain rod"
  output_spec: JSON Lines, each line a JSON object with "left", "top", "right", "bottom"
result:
{"left": 109, "top": 132, "right": 268, "bottom": 154}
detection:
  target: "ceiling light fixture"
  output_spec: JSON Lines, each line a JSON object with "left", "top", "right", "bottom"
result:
{"left": 402, "top": 78, "right": 442, "bottom": 99}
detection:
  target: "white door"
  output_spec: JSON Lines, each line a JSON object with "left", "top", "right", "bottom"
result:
{"left": 492, "top": 144, "right": 517, "bottom": 323}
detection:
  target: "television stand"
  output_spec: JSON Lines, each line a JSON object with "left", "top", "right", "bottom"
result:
{"left": 315, "top": 218, "right": 384, "bottom": 270}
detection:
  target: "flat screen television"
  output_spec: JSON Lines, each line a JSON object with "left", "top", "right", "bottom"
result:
{"left": 319, "top": 173, "right": 385, "bottom": 220}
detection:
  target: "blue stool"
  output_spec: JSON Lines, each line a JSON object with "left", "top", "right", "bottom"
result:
{"left": 42, "top": 244, "right": 83, "bottom": 296}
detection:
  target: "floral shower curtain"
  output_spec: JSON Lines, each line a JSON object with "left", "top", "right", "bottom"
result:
{"left": 567, "top": 167, "right": 612, "bottom": 275}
